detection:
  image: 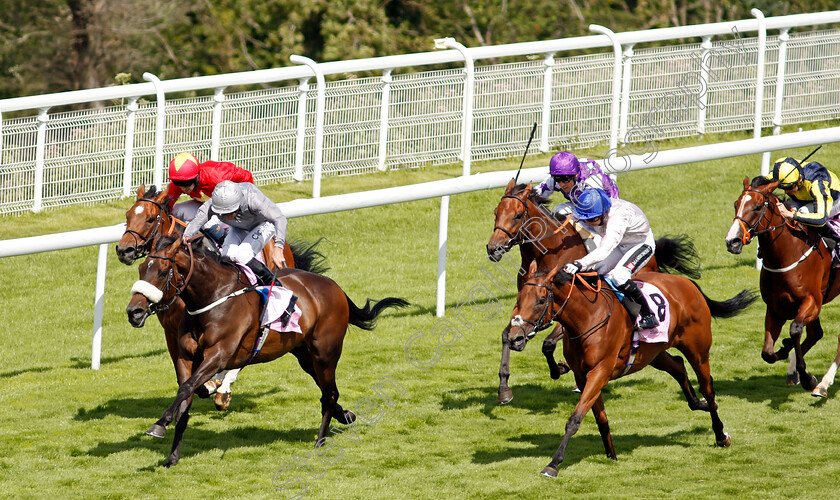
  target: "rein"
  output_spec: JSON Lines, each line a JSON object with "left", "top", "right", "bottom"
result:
{"left": 735, "top": 187, "right": 819, "bottom": 273}
{"left": 494, "top": 194, "right": 573, "bottom": 249}
{"left": 520, "top": 272, "right": 612, "bottom": 342}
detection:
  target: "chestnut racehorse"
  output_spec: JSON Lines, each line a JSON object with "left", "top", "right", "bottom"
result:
{"left": 508, "top": 261, "right": 756, "bottom": 477}
{"left": 725, "top": 176, "right": 840, "bottom": 397}
{"left": 126, "top": 234, "right": 408, "bottom": 467}
{"left": 487, "top": 180, "right": 700, "bottom": 403}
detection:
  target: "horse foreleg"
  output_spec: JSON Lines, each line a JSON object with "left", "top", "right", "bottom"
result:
{"left": 789, "top": 320, "right": 818, "bottom": 391}
{"left": 541, "top": 367, "right": 610, "bottom": 478}
{"left": 813, "top": 334, "right": 840, "bottom": 398}
{"left": 163, "top": 395, "right": 194, "bottom": 467}
{"left": 542, "top": 324, "right": 571, "bottom": 380}
{"left": 762, "top": 312, "right": 786, "bottom": 364}
{"left": 590, "top": 395, "right": 615, "bottom": 460}
{"left": 147, "top": 355, "right": 223, "bottom": 440}
{"left": 498, "top": 326, "right": 514, "bottom": 404}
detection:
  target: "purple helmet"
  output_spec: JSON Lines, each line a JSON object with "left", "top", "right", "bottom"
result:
{"left": 549, "top": 152, "right": 580, "bottom": 176}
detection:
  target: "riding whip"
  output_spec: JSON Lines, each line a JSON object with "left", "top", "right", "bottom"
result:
{"left": 799, "top": 145, "right": 822, "bottom": 164}
{"left": 514, "top": 122, "right": 539, "bottom": 185}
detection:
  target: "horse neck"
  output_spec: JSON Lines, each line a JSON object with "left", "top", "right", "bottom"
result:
{"left": 553, "top": 281, "right": 613, "bottom": 340}
{"left": 177, "top": 249, "right": 248, "bottom": 311}
{"left": 521, "top": 200, "right": 587, "bottom": 265}
{"left": 756, "top": 205, "right": 815, "bottom": 263}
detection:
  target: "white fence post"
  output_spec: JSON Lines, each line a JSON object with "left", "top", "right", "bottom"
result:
{"left": 91, "top": 243, "right": 108, "bottom": 370}
{"left": 697, "top": 36, "right": 713, "bottom": 135}
{"left": 210, "top": 87, "right": 226, "bottom": 161}
{"left": 752, "top": 9, "right": 769, "bottom": 176}
{"left": 122, "top": 97, "right": 139, "bottom": 197}
{"left": 290, "top": 56, "right": 325, "bottom": 198}
{"left": 143, "top": 72, "right": 166, "bottom": 188}
{"left": 436, "top": 195, "right": 450, "bottom": 318}
{"left": 33, "top": 107, "right": 49, "bottom": 213}
{"left": 590, "top": 25, "right": 622, "bottom": 154}
{"left": 619, "top": 44, "right": 635, "bottom": 143}
{"left": 294, "top": 78, "right": 310, "bottom": 182}
{"left": 540, "top": 52, "right": 556, "bottom": 153}
{"left": 435, "top": 38, "right": 474, "bottom": 177}
{"left": 378, "top": 69, "right": 393, "bottom": 172}
{"left": 772, "top": 28, "right": 790, "bottom": 138}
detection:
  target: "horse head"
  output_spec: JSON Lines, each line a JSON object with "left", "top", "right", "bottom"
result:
{"left": 116, "top": 184, "right": 171, "bottom": 265}
{"left": 725, "top": 176, "right": 781, "bottom": 254}
{"left": 487, "top": 179, "right": 535, "bottom": 261}
{"left": 126, "top": 234, "right": 195, "bottom": 327}
{"left": 507, "top": 261, "right": 560, "bottom": 351}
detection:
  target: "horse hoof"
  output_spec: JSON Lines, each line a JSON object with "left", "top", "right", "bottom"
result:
{"left": 786, "top": 372, "right": 800, "bottom": 386}
{"left": 540, "top": 466, "right": 558, "bottom": 478}
{"left": 716, "top": 432, "right": 731, "bottom": 448}
{"left": 800, "top": 374, "right": 818, "bottom": 391}
{"left": 146, "top": 424, "right": 166, "bottom": 438}
{"left": 335, "top": 410, "right": 356, "bottom": 425}
{"left": 812, "top": 386, "right": 828, "bottom": 398}
{"left": 549, "top": 368, "right": 562, "bottom": 380}
{"left": 214, "top": 392, "right": 231, "bottom": 411}
{"left": 498, "top": 389, "right": 513, "bottom": 405}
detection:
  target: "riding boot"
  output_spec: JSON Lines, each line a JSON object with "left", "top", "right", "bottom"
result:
{"left": 817, "top": 225, "right": 840, "bottom": 252}
{"left": 246, "top": 258, "right": 277, "bottom": 286}
{"left": 618, "top": 280, "right": 659, "bottom": 330}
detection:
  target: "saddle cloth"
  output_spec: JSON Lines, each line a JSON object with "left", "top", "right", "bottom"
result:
{"left": 634, "top": 281, "right": 671, "bottom": 343}
{"left": 239, "top": 265, "right": 303, "bottom": 334}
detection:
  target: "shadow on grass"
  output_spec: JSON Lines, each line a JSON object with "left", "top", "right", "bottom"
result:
{"left": 87, "top": 425, "right": 318, "bottom": 465}
{"left": 0, "top": 365, "right": 52, "bottom": 379}
{"left": 74, "top": 390, "right": 279, "bottom": 421}
{"left": 390, "top": 292, "right": 517, "bottom": 318}
{"left": 472, "top": 425, "right": 708, "bottom": 467}
{"left": 714, "top": 373, "right": 835, "bottom": 410}
{"left": 69, "top": 348, "right": 167, "bottom": 369}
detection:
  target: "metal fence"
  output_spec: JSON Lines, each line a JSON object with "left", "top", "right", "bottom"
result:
{"left": 2, "top": 11, "right": 840, "bottom": 215}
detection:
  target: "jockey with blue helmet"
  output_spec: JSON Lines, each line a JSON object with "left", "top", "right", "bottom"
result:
{"left": 532, "top": 151, "right": 620, "bottom": 216}
{"left": 561, "top": 187, "right": 659, "bottom": 330}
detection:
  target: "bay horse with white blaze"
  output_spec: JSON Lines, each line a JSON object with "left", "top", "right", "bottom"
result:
{"left": 126, "top": 234, "right": 408, "bottom": 466}
{"left": 487, "top": 180, "right": 700, "bottom": 404}
{"left": 725, "top": 176, "right": 840, "bottom": 397}
{"left": 509, "top": 261, "right": 756, "bottom": 477}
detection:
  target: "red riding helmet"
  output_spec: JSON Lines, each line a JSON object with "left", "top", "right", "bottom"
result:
{"left": 169, "top": 153, "right": 200, "bottom": 181}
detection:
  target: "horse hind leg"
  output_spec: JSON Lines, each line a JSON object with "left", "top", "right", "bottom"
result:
{"left": 813, "top": 333, "right": 840, "bottom": 398}
{"left": 680, "top": 343, "right": 730, "bottom": 447}
{"left": 649, "top": 352, "right": 707, "bottom": 411}
{"left": 292, "top": 346, "right": 356, "bottom": 428}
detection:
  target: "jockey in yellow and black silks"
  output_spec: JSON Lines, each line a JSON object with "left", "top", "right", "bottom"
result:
{"left": 768, "top": 156, "right": 840, "bottom": 245}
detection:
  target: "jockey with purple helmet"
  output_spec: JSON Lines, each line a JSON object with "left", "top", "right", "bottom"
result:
{"left": 532, "top": 151, "right": 620, "bottom": 216}
{"left": 561, "top": 187, "right": 659, "bottom": 330}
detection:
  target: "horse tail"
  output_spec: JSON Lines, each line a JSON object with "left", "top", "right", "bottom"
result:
{"left": 346, "top": 295, "right": 410, "bottom": 331}
{"left": 289, "top": 238, "right": 330, "bottom": 275}
{"left": 654, "top": 234, "right": 702, "bottom": 280}
{"left": 691, "top": 281, "right": 758, "bottom": 318}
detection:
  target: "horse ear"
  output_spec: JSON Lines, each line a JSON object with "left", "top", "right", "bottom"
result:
{"left": 505, "top": 178, "right": 515, "bottom": 194}
{"left": 547, "top": 265, "right": 560, "bottom": 282}
{"left": 528, "top": 259, "right": 538, "bottom": 276}
{"left": 742, "top": 176, "right": 749, "bottom": 189}
{"left": 156, "top": 184, "right": 170, "bottom": 201}
{"left": 136, "top": 184, "right": 146, "bottom": 200}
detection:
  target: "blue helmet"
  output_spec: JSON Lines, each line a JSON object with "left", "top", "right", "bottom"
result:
{"left": 572, "top": 187, "right": 612, "bottom": 220}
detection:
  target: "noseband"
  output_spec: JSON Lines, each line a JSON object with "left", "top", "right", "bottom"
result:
{"left": 144, "top": 243, "right": 195, "bottom": 315}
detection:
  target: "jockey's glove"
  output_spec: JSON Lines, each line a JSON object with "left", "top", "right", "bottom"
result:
{"left": 562, "top": 261, "right": 582, "bottom": 275}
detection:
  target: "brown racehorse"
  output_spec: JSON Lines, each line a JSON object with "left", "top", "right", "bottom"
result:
{"left": 115, "top": 184, "right": 327, "bottom": 408}
{"left": 508, "top": 260, "right": 756, "bottom": 477}
{"left": 725, "top": 176, "right": 840, "bottom": 397}
{"left": 126, "top": 234, "right": 408, "bottom": 467}
{"left": 487, "top": 180, "right": 700, "bottom": 403}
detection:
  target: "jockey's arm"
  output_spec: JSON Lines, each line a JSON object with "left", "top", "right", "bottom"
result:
{"left": 790, "top": 182, "right": 830, "bottom": 227}
{"left": 183, "top": 201, "right": 211, "bottom": 239}
{"left": 532, "top": 176, "right": 555, "bottom": 202}
{"left": 576, "top": 212, "right": 628, "bottom": 270}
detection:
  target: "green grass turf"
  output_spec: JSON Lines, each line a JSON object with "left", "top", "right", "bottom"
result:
{"left": 2, "top": 127, "right": 840, "bottom": 499}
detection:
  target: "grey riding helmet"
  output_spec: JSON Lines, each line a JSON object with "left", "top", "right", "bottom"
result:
{"left": 210, "top": 181, "right": 244, "bottom": 214}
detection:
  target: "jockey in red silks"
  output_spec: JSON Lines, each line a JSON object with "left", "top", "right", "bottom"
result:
{"left": 165, "top": 152, "right": 254, "bottom": 221}
{"left": 532, "top": 151, "right": 620, "bottom": 216}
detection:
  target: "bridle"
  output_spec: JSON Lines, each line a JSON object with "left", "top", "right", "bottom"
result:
{"left": 515, "top": 273, "right": 613, "bottom": 342}
{"left": 144, "top": 242, "right": 195, "bottom": 315}
{"left": 733, "top": 187, "right": 793, "bottom": 245}
{"left": 493, "top": 194, "right": 572, "bottom": 250}
{"left": 122, "top": 198, "right": 170, "bottom": 260}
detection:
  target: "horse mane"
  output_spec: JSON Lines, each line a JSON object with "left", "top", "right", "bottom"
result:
{"left": 143, "top": 185, "right": 163, "bottom": 199}
{"left": 750, "top": 176, "right": 775, "bottom": 188}
{"left": 510, "top": 182, "right": 554, "bottom": 211}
